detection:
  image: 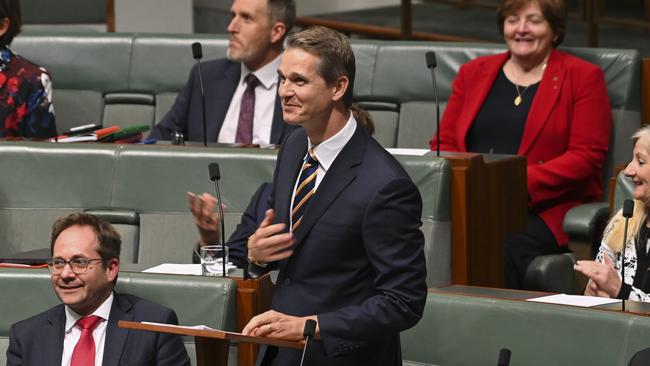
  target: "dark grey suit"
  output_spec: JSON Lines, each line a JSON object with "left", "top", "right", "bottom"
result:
{"left": 6, "top": 292, "right": 190, "bottom": 366}
{"left": 258, "top": 122, "right": 428, "bottom": 365}
{"left": 149, "top": 58, "right": 295, "bottom": 143}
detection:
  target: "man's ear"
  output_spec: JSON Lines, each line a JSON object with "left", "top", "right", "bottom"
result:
{"left": 0, "top": 17, "right": 10, "bottom": 38}
{"left": 106, "top": 258, "right": 120, "bottom": 282}
{"left": 270, "top": 22, "right": 287, "bottom": 44}
{"left": 331, "top": 75, "right": 349, "bottom": 102}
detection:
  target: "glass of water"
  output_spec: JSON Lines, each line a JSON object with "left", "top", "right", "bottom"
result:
{"left": 199, "top": 245, "right": 229, "bottom": 276}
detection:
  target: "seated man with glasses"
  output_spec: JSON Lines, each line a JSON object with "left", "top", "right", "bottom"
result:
{"left": 6, "top": 213, "right": 191, "bottom": 366}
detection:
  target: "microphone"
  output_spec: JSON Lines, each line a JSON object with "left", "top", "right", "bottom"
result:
{"left": 425, "top": 51, "right": 440, "bottom": 157}
{"left": 497, "top": 348, "right": 511, "bottom": 366}
{"left": 621, "top": 199, "right": 634, "bottom": 311}
{"left": 299, "top": 319, "right": 317, "bottom": 366}
{"left": 208, "top": 162, "right": 228, "bottom": 277}
{"left": 192, "top": 42, "right": 208, "bottom": 147}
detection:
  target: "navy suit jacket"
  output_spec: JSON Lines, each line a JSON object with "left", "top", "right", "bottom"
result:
{"left": 149, "top": 58, "right": 295, "bottom": 143}
{"left": 259, "top": 123, "right": 428, "bottom": 366}
{"left": 6, "top": 292, "right": 191, "bottom": 366}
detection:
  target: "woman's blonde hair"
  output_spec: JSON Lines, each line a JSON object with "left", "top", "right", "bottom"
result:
{"left": 605, "top": 126, "right": 650, "bottom": 252}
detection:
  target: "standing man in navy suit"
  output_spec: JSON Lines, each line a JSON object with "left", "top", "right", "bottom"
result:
{"left": 149, "top": 0, "right": 297, "bottom": 144}
{"left": 242, "top": 26, "right": 427, "bottom": 365}
{"left": 6, "top": 213, "right": 190, "bottom": 366}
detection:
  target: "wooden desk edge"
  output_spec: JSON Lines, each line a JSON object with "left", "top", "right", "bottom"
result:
{"left": 118, "top": 320, "right": 303, "bottom": 349}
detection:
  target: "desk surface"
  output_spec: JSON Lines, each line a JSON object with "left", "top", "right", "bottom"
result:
{"left": 432, "top": 285, "right": 650, "bottom": 316}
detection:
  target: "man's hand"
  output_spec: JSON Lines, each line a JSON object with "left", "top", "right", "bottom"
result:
{"left": 247, "top": 209, "right": 294, "bottom": 263}
{"left": 242, "top": 310, "right": 319, "bottom": 341}
{"left": 575, "top": 255, "right": 622, "bottom": 298}
{"left": 188, "top": 192, "right": 224, "bottom": 246}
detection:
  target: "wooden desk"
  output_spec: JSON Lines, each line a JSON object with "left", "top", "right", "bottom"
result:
{"left": 118, "top": 320, "right": 300, "bottom": 366}
{"left": 432, "top": 285, "right": 650, "bottom": 316}
{"left": 442, "top": 152, "right": 527, "bottom": 288}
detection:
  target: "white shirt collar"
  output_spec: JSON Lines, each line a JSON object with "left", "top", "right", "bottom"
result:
{"left": 64, "top": 292, "right": 114, "bottom": 333}
{"left": 240, "top": 54, "right": 281, "bottom": 90}
{"left": 309, "top": 113, "right": 357, "bottom": 172}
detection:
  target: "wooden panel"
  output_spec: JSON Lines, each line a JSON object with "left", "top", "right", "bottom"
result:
{"left": 445, "top": 152, "right": 527, "bottom": 288}
{"left": 234, "top": 275, "right": 274, "bottom": 366}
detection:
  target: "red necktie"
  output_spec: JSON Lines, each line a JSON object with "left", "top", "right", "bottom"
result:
{"left": 235, "top": 74, "right": 260, "bottom": 144}
{"left": 71, "top": 315, "right": 102, "bottom": 366}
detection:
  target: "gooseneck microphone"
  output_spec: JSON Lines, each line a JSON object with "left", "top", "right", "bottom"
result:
{"left": 209, "top": 163, "right": 228, "bottom": 277}
{"left": 621, "top": 199, "right": 634, "bottom": 311}
{"left": 192, "top": 42, "right": 208, "bottom": 147}
{"left": 299, "top": 319, "right": 317, "bottom": 366}
{"left": 425, "top": 51, "right": 440, "bottom": 157}
{"left": 497, "top": 348, "right": 511, "bottom": 366}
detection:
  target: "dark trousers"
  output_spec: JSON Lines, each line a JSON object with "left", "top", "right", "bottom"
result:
{"left": 505, "top": 213, "right": 564, "bottom": 289}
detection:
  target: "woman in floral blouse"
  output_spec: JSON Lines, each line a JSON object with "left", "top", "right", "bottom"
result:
{"left": 575, "top": 126, "right": 650, "bottom": 302}
{"left": 0, "top": 0, "right": 56, "bottom": 138}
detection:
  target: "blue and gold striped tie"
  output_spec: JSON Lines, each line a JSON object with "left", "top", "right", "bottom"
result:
{"left": 291, "top": 148, "right": 318, "bottom": 231}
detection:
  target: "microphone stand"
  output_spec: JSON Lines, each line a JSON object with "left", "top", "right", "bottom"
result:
{"left": 192, "top": 42, "right": 208, "bottom": 147}
{"left": 425, "top": 51, "right": 440, "bottom": 156}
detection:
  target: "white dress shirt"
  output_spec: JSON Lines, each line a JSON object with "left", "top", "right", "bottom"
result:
{"left": 61, "top": 292, "right": 113, "bottom": 366}
{"left": 289, "top": 113, "right": 357, "bottom": 230}
{"left": 218, "top": 55, "right": 281, "bottom": 144}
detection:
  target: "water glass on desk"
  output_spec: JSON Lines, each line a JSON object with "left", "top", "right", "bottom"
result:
{"left": 199, "top": 245, "right": 229, "bottom": 276}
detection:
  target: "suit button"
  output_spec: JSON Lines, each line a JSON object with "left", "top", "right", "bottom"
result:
{"left": 283, "top": 278, "right": 291, "bottom": 286}
{"left": 538, "top": 160, "right": 544, "bottom": 164}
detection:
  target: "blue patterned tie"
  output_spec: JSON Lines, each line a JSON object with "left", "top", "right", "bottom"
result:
{"left": 291, "top": 148, "right": 318, "bottom": 231}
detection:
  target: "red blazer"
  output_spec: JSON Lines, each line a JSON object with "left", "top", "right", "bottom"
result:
{"left": 431, "top": 49, "right": 612, "bottom": 245}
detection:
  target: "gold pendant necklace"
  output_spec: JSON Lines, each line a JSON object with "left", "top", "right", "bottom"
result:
{"left": 514, "top": 84, "right": 530, "bottom": 106}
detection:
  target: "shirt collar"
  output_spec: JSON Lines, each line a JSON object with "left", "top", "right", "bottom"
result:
{"left": 240, "top": 54, "right": 281, "bottom": 90}
{"left": 308, "top": 113, "right": 357, "bottom": 172}
{"left": 64, "top": 292, "right": 114, "bottom": 333}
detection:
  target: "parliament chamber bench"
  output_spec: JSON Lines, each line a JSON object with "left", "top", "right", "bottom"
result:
{"left": 0, "top": 141, "right": 451, "bottom": 288}
{"left": 0, "top": 267, "right": 237, "bottom": 366}
{"left": 401, "top": 287, "right": 650, "bottom": 366}
{"left": 9, "top": 31, "right": 641, "bottom": 289}
{"left": 10, "top": 31, "right": 640, "bottom": 159}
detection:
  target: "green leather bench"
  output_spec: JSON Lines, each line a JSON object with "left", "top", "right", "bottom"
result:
{"left": 11, "top": 32, "right": 640, "bottom": 160}
{"left": 0, "top": 141, "right": 451, "bottom": 287}
{"left": 0, "top": 267, "right": 237, "bottom": 366}
{"left": 401, "top": 289, "right": 650, "bottom": 366}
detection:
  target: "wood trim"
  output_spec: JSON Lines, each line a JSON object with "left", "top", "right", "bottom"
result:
{"left": 106, "top": 0, "right": 115, "bottom": 32}
{"left": 294, "top": 16, "right": 488, "bottom": 43}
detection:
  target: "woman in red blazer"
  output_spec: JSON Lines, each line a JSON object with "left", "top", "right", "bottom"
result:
{"left": 431, "top": 0, "right": 611, "bottom": 288}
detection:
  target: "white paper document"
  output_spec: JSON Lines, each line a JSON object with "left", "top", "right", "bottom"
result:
{"left": 141, "top": 321, "right": 217, "bottom": 331}
{"left": 386, "top": 148, "right": 430, "bottom": 156}
{"left": 142, "top": 263, "right": 236, "bottom": 276}
{"left": 526, "top": 294, "right": 621, "bottom": 307}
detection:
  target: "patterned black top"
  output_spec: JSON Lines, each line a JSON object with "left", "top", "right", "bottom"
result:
{"left": 0, "top": 46, "right": 56, "bottom": 138}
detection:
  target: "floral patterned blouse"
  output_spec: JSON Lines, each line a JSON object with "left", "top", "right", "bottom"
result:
{"left": 0, "top": 46, "right": 56, "bottom": 138}
{"left": 597, "top": 210, "right": 650, "bottom": 302}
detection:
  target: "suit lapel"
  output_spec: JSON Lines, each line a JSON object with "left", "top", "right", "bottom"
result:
{"left": 292, "top": 125, "right": 366, "bottom": 245}
{"left": 39, "top": 307, "right": 66, "bottom": 364}
{"left": 457, "top": 53, "right": 509, "bottom": 151}
{"left": 518, "top": 49, "right": 565, "bottom": 155}
{"left": 274, "top": 130, "right": 307, "bottom": 226}
{"left": 209, "top": 62, "right": 241, "bottom": 140}
{"left": 102, "top": 293, "right": 134, "bottom": 366}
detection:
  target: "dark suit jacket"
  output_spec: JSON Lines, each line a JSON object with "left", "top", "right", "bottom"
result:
{"left": 259, "top": 123, "right": 427, "bottom": 366}
{"left": 192, "top": 182, "right": 273, "bottom": 267}
{"left": 6, "top": 292, "right": 191, "bottom": 366}
{"left": 149, "top": 58, "right": 295, "bottom": 144}
{"left": 431, "top": 49, "right": 611, "bottom": 245}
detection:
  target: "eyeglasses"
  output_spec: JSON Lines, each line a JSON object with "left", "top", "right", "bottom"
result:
{"left": 46, "top": 258, "right": 105, "bottom": 274}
